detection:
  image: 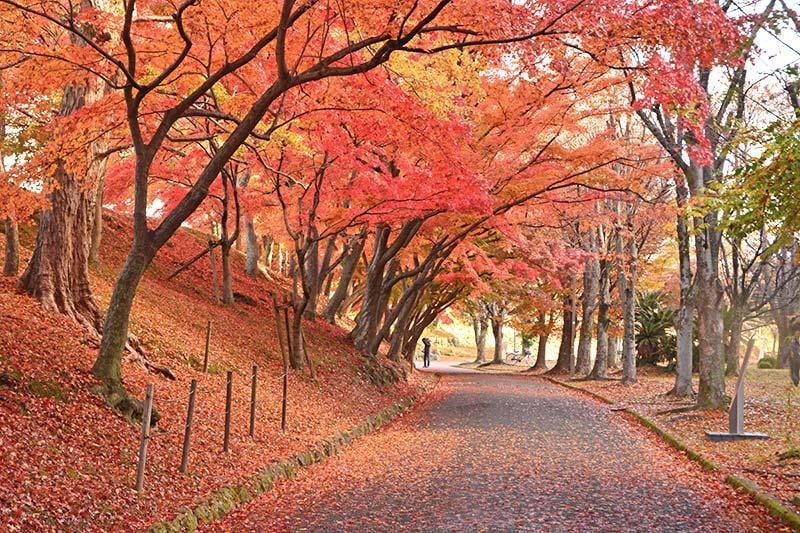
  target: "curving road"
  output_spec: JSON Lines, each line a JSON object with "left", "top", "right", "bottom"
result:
{"left": 208, "top": 365, "right": 782, "bottom": 532}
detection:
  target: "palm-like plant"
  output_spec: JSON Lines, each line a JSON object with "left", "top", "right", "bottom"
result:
{"left": 635, "top": 292, "right": 676, "bottom": 366}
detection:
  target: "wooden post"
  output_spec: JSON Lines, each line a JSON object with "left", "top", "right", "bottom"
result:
{"left": 203, "top": 320, "right": 212, "bottom": 373}
{"left": 135, "top": 384, "right": 155, "bottom": 493}
{"left": 223, "top": 371, "right": 232, "bottom": 452}
{"left": 179, "top": 379, "right": 197, "bottom": 474}
{"left": 249, "top": 365, "right": 257, "bottom": 437}
{"left": 281, "top": 360, "right": 288, "bottom": 433}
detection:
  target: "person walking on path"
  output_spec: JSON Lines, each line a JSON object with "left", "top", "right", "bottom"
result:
{"left": 422, "top": 338, "right": 432, "bottom": 368}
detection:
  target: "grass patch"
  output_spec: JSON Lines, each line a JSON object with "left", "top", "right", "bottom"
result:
{"left": 778, "top": 449, "right": 800, "bottom": 462}
{"left": 26, "top": 379, "right": 68, "bottom": 402}
{"left": 186, "top": 356, "right": 226, "bottom": 375}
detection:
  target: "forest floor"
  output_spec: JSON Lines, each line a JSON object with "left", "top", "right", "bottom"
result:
{"left": 208, "top": 368, "right": 788, "bottom": 532}
{"left": 0, "top": 212, "right": 431, "bottom": 531}
{"left": 545, "top": 367, "right": 800, "bottom": 516}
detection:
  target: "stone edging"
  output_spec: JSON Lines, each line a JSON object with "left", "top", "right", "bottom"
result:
{"left": 726, "top": 475, "right": 800, "bottom": 531}
{"left": 542, "top": 376, "right": 800, "bottom": 532}
{"left": 149, "top": 382, "right": 433, "bottom": 532}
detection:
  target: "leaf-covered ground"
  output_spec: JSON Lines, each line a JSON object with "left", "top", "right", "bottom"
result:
{"left": 208, "top": 369, "right": 787, "bottom": 532}
{"left": 0, "top": 213, "right": 430, "bottom": 531}
{"left": 556, "top": 367, "right": 800, "bottom": 516}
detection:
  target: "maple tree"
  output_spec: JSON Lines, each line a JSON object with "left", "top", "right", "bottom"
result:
{"left": 6, "top": 1, "right": 800, "bottom": 529}
{"left": 0, "top": 0, "right": 765, "bottom": 420}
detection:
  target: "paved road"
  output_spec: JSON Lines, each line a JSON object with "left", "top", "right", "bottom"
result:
{"left": 209, "top": 367, "right": 781, "bottom": 532}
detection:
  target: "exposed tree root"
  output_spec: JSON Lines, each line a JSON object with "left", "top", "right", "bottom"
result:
{"left": 93, "top": 382, "right": 161, "bottom": 426}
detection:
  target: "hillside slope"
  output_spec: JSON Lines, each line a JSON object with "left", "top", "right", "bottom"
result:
{"left": 0, "top": 213, "right": 428, "bottom": 531}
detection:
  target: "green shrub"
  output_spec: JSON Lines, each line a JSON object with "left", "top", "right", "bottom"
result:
{"left": 636, "top": 291, "right": 676, "bottom": 366}
{"left": 757, "top": 356, "right": 777, "bottom": 369}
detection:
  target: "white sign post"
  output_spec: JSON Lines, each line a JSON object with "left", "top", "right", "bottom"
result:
{"left": 706, "top": 338, "right": 769, "bottom": 442}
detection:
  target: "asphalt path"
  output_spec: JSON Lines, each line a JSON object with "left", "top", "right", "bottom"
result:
{"left": 208, "top": 364, "right": 783, "bottom": 532}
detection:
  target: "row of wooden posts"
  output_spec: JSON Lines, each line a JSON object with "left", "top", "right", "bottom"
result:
{"left": 135, "top": 295, "right": 295, "bottom": 493}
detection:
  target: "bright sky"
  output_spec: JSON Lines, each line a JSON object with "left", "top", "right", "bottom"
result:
{"left": 741, "top": 0, "right": 800, "bottom": 118}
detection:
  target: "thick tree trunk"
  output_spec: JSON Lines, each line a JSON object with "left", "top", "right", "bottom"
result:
{"left": 491, "top": 318, "right": 504, "bottom": 364}
{"left": 21, "top": 82, "right": 105, "bottom": 333}
{"left": 351, "top": 220, "right": 422, "bottom": 353}
{"left": 351, "top": 227, "right": 390, "bottom": 350}
{"left": 473, "top": 316, "right": 488, "bottom": 363}
{"left": 689, "top": 166, "right": 726, "bottom": 409}
{"left": 590, "top": 260, "right": 610, "bottom": 379}
{"left": 244, "top": 215, "right": 260, "bottom": 277}
{"left": 3, "top": 217, "right": 19, "bottom": 276}
{"left": 672, "top": 181, "right": 695, "bottom": 396}
{"left": 532, "top": 312, "right": 549, "bottom": 370}
{"left": 550, "top": 298, "right": 574, "bottom": 373}
{"left": 576, "top": 249, "right": 599, "bottom": 375}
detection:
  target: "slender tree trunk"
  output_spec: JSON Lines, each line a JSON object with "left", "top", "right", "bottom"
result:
{"left": 263, "top": 235, "right": 274, "bottom": 271}
{"left": 218, "top": 198, "right": 235, "bottom": 306}
{"left": 607, "top": 336, "right": 620, "bottom": 369}
{"left": 89, "top": 173, "right": 105, "bottom": 266}
{"left": 725, "top": 305, "right": 744, "bottom": 377}
{"left": 244, "top": 215, "right": 260, "bottom": 277}
{"left": 620, "top": 224, "right": 637, "bottom": 384}
{"left": 775, "top": 312, "right": 792, "bottom": 368}
{"left": 3, "top": 217, "right": 19, "bottom": 277}
{"left": 317, "top": 235, "right": 337, "bottom": 290}
{"left": 473, "top": 316, "right": 488, "bottom": 363}
{"left": 275, "top": 242, "right": 284, "bottom": 275}
{"left": 303, "top": 235, "right": 320, "bottom": 319}
{"left": 590, "top": 260, "right": 610, "bottom": 379}
{"left": 576, "top": 247, "right": 599, "bottom": 375}
{"left": 92, "top": 243, "right": 154, "bottom": 417}
{"left": 324, "top": 230, "right": 366, "bottom": 323}
{"left": 672, "top": 181, "right": 695, "bottom": 396}
{"left": 220, "top": 242, "right": 234, "bottom": 305}
{"left": 533, "top": 312, "right": 550, "bottom": 371}
{"left": 387, "top": 290, "right": 418, "bottom": 362}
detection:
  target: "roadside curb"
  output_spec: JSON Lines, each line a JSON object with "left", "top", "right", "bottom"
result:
{"left": 542, "top": 376, "right": 800, "bottom": 531}
{"left": 149, "top": 378, "right": 437, "bottom": 532}
{"left": 726, "top": 475, "right": 800, "bottom": 531}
